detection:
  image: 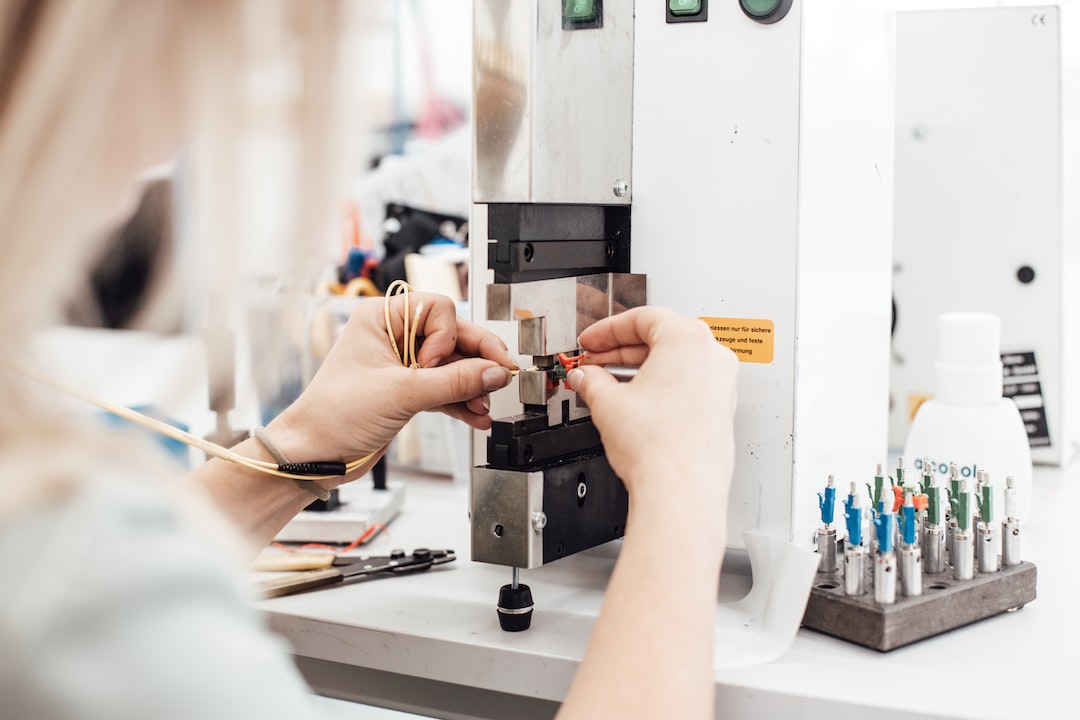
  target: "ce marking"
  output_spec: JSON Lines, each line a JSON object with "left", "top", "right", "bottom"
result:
{"left": 1030, "top": 13, "right": 1048, "bottom": 26}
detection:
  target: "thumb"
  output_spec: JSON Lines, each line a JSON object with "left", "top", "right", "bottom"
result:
{"left": 406, "top": 358, "right": 512, "bottom": 412}
{"left": 567, "top": 365, "right": 620, "bottom": 418}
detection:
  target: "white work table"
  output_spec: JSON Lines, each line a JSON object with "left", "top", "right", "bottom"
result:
{"left": 262, "top": 462, "right": 1077, "bottom": 720}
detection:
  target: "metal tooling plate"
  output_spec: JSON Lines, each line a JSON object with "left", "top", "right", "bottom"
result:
{"left": 801, "top": 562, "right": 1037, "bottom": 652}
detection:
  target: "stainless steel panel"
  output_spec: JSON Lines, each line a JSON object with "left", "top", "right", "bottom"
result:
{"left": 486, "top": 283, "right": 511, "bottom": 322}
{"left": 471, "top": 467, "right": 544, "bottom": 568}
{"left": 487, "top": 273, "right": 647, "bottom": 357}
{"left": 517, "top": 316, "right": 546, "bottom": 356}
{"left": 473, "top": 0, "right": 634, "bottom": 204}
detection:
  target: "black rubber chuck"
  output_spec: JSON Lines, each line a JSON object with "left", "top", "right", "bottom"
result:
{"left": 497, "top": 583, "right": 534, "bottom": 632}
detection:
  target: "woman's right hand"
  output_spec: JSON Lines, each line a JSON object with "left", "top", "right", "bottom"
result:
{"left": 567, "top": 307, "right": 738, "bottom": 541}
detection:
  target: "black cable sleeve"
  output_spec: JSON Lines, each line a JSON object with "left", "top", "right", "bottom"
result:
{"left": 278, "top": 461, "right": 348, "bottom": 476}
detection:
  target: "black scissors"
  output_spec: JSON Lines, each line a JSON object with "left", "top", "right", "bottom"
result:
{"left": 255, "top": 548, "right": 456, "bottom": 599}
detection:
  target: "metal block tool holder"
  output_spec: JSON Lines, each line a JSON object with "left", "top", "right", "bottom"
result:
{"left": 802, "top": 464, "right": 1037, "bottom": 651}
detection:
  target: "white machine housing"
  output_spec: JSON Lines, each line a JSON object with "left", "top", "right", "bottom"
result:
{"left": 471, "top": 0, "right": 893, "bottom": 552}
{"left": 889, "top": 4, "right": 1079, "bottom": 466}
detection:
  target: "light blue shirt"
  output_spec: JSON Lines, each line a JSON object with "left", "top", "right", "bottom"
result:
{"left": 0, "top": 477, "right": 318, "bottom": 720}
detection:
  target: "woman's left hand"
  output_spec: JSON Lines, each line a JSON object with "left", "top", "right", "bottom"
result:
{"left": 267, "top": 292, "right": 516, "bottom": 476}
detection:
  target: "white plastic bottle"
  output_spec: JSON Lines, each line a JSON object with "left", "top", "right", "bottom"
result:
{"left": 903, "top": 312, "right": 1033, "bottom": 525}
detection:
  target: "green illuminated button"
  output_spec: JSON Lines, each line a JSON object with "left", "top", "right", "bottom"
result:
{"left": 741, "top": 0, "right": 781, "bottom": 18}
{"left": 669, "top": 0, "right": 702, "bottom": 15}
{"left": 564, "top": 0, "right": 596, "bottom": 20}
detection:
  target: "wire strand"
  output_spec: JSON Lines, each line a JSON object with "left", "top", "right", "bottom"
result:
{"left": 4, "top": 282, "right": 423, "bottom": 482}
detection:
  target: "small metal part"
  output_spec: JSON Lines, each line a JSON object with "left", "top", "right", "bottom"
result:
{"left": 922, "top": 523, "right": 945, "bottom": 574}
{"left": 531, "top": 511, "right": 548, "bottom": 532}
{"left": 518, "top": 368, "right": 551, "bottom": 406}
{"left": 947, "top": 518, "right": 957, "bottom": 565}
{"left": 517, "top": 317, "right": 547, "bottom": 357}
{"left": 956, "top": 479, "right": 972, "bottom": 533}
{"left": 1002, "top": 474, "right": 1021, "bottom": 567}
{"left": 817, "top": 527, "right": 838, "bottom": 573}
{"left": 875, "top": 552, "right": 897, "bottom": 605}
{"left": 844, "top": 544, "right": 868, "bottom": 596}
{"left": 1002, "top": 517, "right": 1022, "bottom": 567}
{"left": 577, "top": 481, "right": 587, "bottom": 499}
{"left": 977, "top": 522, "right": 999, "bottom": 573}
{"left": 612, "top": 179, "right": 629, "bottom": 197}
{"left": 953, "top": 531, "right": 974, "bottom": 581}
{"left": 900, "top": 545, "right": 922, "bottom": 597}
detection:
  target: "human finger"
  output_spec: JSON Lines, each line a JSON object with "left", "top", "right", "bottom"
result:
{"left": 395, "top": 293, "right": 460, "bottom": 368}
{"left": 436, "top": 403, "right": 494, "bottom": 430}
{"left": 566, "top": 365, "right": 621, "bottom": 418}
{"left": 401, "top": 357, "right": 512, "bottom": 414}
{"left": 577, "top": 306, "right": 683, "bottom": 353}
{"left": 431, "top": 318, "right": 518, "bottom": 369}
{"left": 465, "top": 394, "right": 490, "bottom": 416}
{"left": 579, "top": 345, "right": 649, "bottom": 368}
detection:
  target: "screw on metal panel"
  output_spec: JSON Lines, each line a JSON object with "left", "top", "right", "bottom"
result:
{"left": 531, "top": 512, "right": 548, "bottom": 532}
{"left": 612, "top": 179, "right": 629, "bottom": 197}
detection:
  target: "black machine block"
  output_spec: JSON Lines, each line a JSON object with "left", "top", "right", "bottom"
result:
{"left": 539, "top": 451, "right": 628, "bottom": 564}
{"left": 488, "top": 415, "right": 603, "bottom": 469}
{"left": 486, "top": 203, "right": 631, "bottom": 283}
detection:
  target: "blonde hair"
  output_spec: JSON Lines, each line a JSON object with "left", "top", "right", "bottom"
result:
{"left": 0, "top": 0, "right": 355, "bottom": 513}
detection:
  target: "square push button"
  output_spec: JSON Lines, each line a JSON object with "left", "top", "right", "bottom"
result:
{"left": 666, "top": 0, "right": 706, "bottom": 23}
{"left": 564, "top": 0, "right": 596, "bottom": 20}
{"left": 563, "top": 0, "right": 602, "bottom": 30}
{"left": 669, "top": 0, "right": 702, "bottom": 15}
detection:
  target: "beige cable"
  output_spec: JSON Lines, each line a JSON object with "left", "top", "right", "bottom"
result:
{"left": 3, "top": 282, "right": 426, "bottom": 482}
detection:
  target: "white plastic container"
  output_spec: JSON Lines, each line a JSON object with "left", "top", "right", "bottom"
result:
{"left": 903, "top": 313, "right": 1033, "bottom": 524}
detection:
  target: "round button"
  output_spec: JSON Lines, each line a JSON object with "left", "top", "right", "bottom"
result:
{"left": 1016, "top": 265, "right": 1036, "bottom": 284}
{"left": 390, "top": 549, "right": 406, "bottom": 560}
{"left": 739, "top": 0, "right": 793, "bottom": 23}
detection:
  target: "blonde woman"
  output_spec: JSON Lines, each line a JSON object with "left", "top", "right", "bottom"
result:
{"left": 0, "top": 2, "right": 738, "bottom": 719}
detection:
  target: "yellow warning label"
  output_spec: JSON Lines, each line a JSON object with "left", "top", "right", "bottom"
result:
{"left": 699, "top": 317, "right": 774, "bottom": 364}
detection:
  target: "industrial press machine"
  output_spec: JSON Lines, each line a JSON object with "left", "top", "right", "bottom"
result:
{"left": 468, "top": 0, "right": 894, "bottom": 629}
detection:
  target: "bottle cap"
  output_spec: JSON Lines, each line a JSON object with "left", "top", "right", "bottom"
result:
{"left": 935, "top": 312, "right": 1003, "bottom": 406}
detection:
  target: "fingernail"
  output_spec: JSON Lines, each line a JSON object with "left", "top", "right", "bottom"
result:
{"left": 482, "top": 366, "right": 511, "bottom": 392}
{"left": 480, "top": 394, "right": 491, "bottom": 412}
{"left": 567, "top": 368, "right": 584, "bottom": 391}
{"left": 425, "top": 355, "right": 444, "bottom": 369}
